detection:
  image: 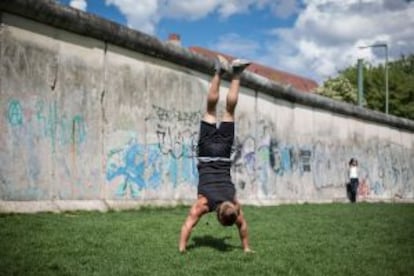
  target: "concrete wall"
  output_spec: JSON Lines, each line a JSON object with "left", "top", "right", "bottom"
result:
{"left": 1, "top": 1, "right": 413, "bottom": 212}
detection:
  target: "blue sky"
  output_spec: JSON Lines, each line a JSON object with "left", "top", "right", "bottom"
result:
{"left": 59, "top": 0, "right": 414, "bottom": 83}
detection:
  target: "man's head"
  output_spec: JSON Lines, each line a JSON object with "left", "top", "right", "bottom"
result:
{"left": 216, "top": 201, "right": 239, "bottom": 226}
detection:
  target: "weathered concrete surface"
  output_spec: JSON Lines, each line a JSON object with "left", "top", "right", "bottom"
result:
{"left": 1, "top": 0, "right": 413, "bottom": 130}
{"left": 0, "top": 2, "right": 413, "bottom": 213}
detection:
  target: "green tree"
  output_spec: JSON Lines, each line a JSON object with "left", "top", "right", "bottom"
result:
{"left": 317, "top": 54, "right": 414, "bottom": 120}
{"left": 316, "top": 75, "right": 358, "bottom": 104}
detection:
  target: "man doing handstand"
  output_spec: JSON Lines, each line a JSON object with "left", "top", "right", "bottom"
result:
{"left": 179, "top": 55, "right": 252, "bottom": 253}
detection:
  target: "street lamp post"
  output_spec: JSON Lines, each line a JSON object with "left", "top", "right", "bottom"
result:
{"left": 357, "top": 58, "right": 364, "bottom": 107}
{"left": 358, "top": 43, "right": 389, "bottom": 114}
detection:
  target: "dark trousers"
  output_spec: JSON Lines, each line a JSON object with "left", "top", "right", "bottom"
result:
{"left": 350, "top": 178, "right": 359, "bottom": 203}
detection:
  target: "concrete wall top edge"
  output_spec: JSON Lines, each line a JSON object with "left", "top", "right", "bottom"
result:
{"left": 1, "top": 0, "right": 414, "bottom": 132}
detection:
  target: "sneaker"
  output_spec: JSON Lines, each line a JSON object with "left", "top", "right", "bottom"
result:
{"left": 214, "top": 55, "right": 229, "bottom": 75}
{"left": 231, "top": 59, "right": 251, "bottom": 75}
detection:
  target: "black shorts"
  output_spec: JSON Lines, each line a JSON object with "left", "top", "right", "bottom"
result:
{"left": 197, "top": 121, "right": 234, "bottom": 158}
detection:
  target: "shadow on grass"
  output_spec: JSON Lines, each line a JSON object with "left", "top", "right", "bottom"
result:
{"left": 187, "top": 235, "right": 237, "bottom": 252}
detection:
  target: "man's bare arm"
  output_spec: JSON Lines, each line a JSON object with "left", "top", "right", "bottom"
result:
{"left": 179, "top": 197, "right": 208, "bottom": 252}
{"left": 235, "top": 209, "right": 252, "bottom": 252}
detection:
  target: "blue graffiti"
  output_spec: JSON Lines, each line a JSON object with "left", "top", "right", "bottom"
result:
{"left": 72, "top": 115, "right": 87, "bottom": 145}
{"left": 7, "top": 99, "right": 23, "bottom": 126}
{"left": 280, "top": 147, "right": 292, "bottom": 174}
{"left": 181, "top": 143, "right": 197, "bottom": 183}
{"left": 372, "top": 181, "right": 384, "bottom": 195}
{"left": 106, "top": 141, "right": 147, "bottom": 198}
{"left": 35, "top": 99, "right": 87, "bottom": 152}
{"left": 270, "top": 145, "right": 293, "bottom": 176}
{"left": 106, "top": 137, "right": 198, "bottom": 198}
{"left": 146, "top": 144, "right": 162, "bottom": 190}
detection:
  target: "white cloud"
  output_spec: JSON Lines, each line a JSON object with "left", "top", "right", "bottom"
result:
{"left": 266, "top": 0, "right": 414, "bottom": 82}
{"left": 69, "top": 0, "right": 87, "bottom": 11}
{"left": 216, "top": 0, "right": 300, "bottom": 18}
{"left": 104, "top": 0, "right": 300, "bottom": 34}
{"left": 161, "top": 0, "right": 221, "bottom": 20}
{"left": 210, "top": 33, "right": 261, "bottom": 59}
{"left": 267, "top": 0, "right": 301, "bottom": 19}
{"left": 105, "top": 0, "right": 160, "bottom": 34}
{"left": 102, "top": 0, "right": 414, "bottom": 83}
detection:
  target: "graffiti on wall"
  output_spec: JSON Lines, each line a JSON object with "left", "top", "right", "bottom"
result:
{"left": 4, "top": 97, "right": 412, "bottom": 201}
{"left": 356, "top": 141, "right": 414, "bottom": 198}
{"left": 105, "top": 106, "right": 414, "bottom": 200}
{"left": 7, "top": 99, "right": 23, "bottom": 126}
{"left": 105, "top": 105, "right": 200, "bottom": 198}
{"left": 1, "top": 32, "right": 412, "bottom": 203}
{"left": 6, "top": 98, "right": 87, "bottom": 152}
{"left": 106, "top": 139, "right": 160, "bottom": 197}
{"left": 3, "top": 98, "right": 87, "bottom": 199}
{"left": 231, "top": 119, "right": 315, "bottom": 195}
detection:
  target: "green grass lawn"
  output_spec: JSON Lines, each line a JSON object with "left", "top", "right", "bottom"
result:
{"left": 1, "top": 203, "right": 413, "bottom": 276}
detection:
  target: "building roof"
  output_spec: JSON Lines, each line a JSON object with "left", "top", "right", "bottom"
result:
{"left": 188, "top": 46, "right": 318, "bottom": 93}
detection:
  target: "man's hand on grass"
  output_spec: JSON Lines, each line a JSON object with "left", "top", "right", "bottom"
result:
{"left": 244, "top": 248, "right": 255, "bottom": 254}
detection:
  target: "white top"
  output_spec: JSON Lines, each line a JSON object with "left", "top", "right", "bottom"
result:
{"left": 349, "top": 166, "right": 358, "bottom": 178}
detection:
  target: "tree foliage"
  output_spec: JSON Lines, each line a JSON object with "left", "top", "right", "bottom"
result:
{"left": 317, "top": 54, "right": 414, "bottom": 120}
{"left": 316, "top": 75, "right": 358, "bottom": 104}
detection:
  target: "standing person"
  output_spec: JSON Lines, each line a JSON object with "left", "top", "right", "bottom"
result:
{"left": 348, "top": 158, "right": 359, "bottom": 203}
{"left": 178, "top": 55, "right": 252, "bottom": 253}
